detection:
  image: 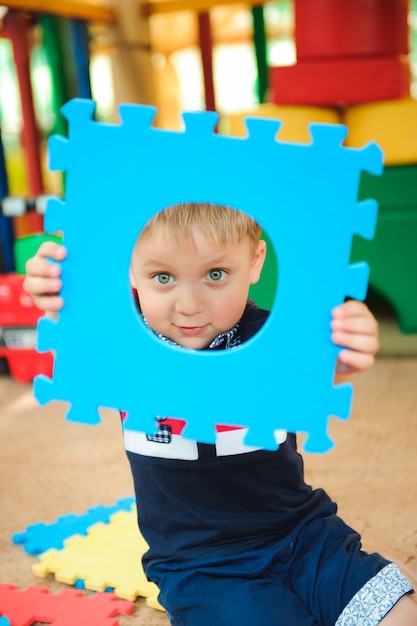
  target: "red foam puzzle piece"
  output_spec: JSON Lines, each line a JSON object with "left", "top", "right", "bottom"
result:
{"left": 0, "top": 584, "right": 134, "bottom": 626}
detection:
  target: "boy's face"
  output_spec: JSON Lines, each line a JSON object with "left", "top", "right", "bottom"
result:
{"left": 130, "top": 225, "right": 266, "bottom": 349}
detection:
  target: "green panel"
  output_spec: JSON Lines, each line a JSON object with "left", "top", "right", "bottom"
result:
{"left": 252, "top": 6, "right": 268, "bottom": 104}
{"left": 351, "top": 207, "right": 417, "bottom": 334}
{"left": 40, "top": 15, "right": 69, "bottom": 138}
{"left": 359, "top": 164, "right": 417, "bottom": 209}
{"left": 14, "top": 233, "right": 62, "bottom": 274}
{"left": 249, "top": 229, "right": 278, "bottom": 311}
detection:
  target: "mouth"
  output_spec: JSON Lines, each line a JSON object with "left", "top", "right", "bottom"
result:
{"left": 176, "top": 325, "right": 207, "bottom": 336}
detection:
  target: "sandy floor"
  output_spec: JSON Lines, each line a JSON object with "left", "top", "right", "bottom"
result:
{"left": 1, "top": 314, "right": 416, "bottom": 624}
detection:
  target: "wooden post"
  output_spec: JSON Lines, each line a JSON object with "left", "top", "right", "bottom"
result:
{"left": 198, "top": 11, "right": 216, "bottom": 111}
{"left": 109, "top": 0, "right": 155, "bottom": 110}
{"left": 5, "top": 10, "right": 44, "bottom": 234}
{"left": 5, "top": 10, "right": 44, "bottom": 197}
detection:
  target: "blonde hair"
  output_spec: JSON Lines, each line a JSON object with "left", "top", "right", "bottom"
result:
{"left": 139, "top": 202, "right": 262, "bottom": 254}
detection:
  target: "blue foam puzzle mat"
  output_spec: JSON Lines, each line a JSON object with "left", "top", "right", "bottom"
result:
{"left": 34, "top": 99, "right": 382, "bottom": 453}
{"left": 12, "top": 497, "right": 135, "bottom": 555}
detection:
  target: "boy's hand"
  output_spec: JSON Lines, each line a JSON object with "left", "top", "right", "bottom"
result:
{"left": 331, "top": 300, "right": 379, "bottom": 382}
{"left": 23, "top": 241, "right": 67, "bottom": 317}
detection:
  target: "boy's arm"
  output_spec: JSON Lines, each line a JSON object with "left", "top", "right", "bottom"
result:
{"left": 23, "top": 241, "right": 67, "bottom": 318}
{"left": 331, "top": 300, "right": 380, "bottom": 384}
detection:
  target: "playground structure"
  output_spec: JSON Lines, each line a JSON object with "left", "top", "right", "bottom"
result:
{"left": 221, "top": 0, "right": 417, "bottom": 334}
{"left": 0, "top": 3, "right": 96, "bottom": 380}
{"left": 0, "top": 5, "right": 416, "bottom": 625}
{"left": 0, "top": 0, "right": 416, "bottom": 385}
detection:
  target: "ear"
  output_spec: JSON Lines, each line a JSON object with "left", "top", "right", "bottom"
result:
{"left": 129, "top": 265, "right": 137, "bottom": 289}
{"left": 249, "top": 239, "right": 267, "bottom": 285}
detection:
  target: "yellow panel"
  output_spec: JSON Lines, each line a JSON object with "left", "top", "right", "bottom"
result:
{"left": 3, "top": 0, "right": 114, "bottom": 22}
{"left": 142, "top": 0, "right": 257, "bottom": 15}
{"left": 343, "top": 99, "right": 417, "bottom": 166}
{"left": 219, "top": 103, "right": 341, "bottom": 143}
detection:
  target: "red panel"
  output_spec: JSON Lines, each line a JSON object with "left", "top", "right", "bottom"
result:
{"left": 270, "top": 55, "right": 410, "bottom": 106}
{"left": 1, "top": 348, "right": 53, "bottom": 383}
{"left": 0, "top": 274, "right": 42, "bottom": 326}
{"left": 0, "top": 274, "right": 53, "bottom": 382}
{"left": 294, "top": 0, "right": 409, "bottom": 59}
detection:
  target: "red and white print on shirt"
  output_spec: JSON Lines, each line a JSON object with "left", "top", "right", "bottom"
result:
{"left": 122, "top": 414, "right": 287, "bottom": 460}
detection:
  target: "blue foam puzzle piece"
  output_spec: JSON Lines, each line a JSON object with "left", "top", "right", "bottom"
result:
{"left": 0, "top": 616, "right": 11, "bottom": 626}
{"left": 34, "top": 99, "right": 382, "bottom": 453}
{"left": 73, "top": 581, "right": 113, "bottom": 592}
{"left": 12, "top": 497, "right": 135, "bottom": 555}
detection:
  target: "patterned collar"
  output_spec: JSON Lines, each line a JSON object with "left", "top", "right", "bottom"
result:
{"left": 208, "top": 322, "right": 241, "bottom": 350}
{"left": 142, "top": 318, "right": 242, "bottom": 351}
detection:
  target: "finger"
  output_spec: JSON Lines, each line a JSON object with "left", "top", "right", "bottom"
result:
{"left": 331, "top": 313, "right": 378, "bottom": 336}
{"left": 37, "top": 240, "right": 67, "bottom": 261}
{"left": 331, "top": 301, "right": 378, "bottom": 336}
{"left": 23, "top": 275, "right": 62, "bottom": 298}
{"left": 331, "top": 329, "right": 380, "bottom": 355}
{"left": 332, "top": 299, "right": 370, "bottom": 318}
{"left": 337, "top": 348, "right": 376, "bottom": 372}
{"left": 332, "top": 300, "right": 377, "bottom": 323}
{"left": 25, "top": 242, "right": 66, "bottom": 275}
{"left": 25, "top": 254, "right": 63, "bottom": 279}
{"left": 32, "top": 294, "right": 64, "bottom": 313}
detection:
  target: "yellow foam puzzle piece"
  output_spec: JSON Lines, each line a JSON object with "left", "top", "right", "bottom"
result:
{"left": 32, "top": 508, "right": 164, "bottom": 611}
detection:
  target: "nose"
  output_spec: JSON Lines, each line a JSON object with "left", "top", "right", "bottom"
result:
{"left": 174, "top": 282, "right": 204, "bottom": 316}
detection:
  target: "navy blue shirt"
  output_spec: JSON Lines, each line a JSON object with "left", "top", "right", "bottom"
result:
{"left": 124, "top": 301, "right": 335, "bottom": 570}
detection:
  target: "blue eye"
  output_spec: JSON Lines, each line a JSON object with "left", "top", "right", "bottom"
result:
{"left": 153, "top": 273, "right": 173, "bottom": 285}
{"left": 207, "top": 269, "right": 226, "bottom": 282}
